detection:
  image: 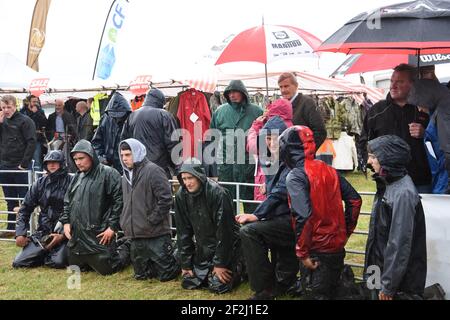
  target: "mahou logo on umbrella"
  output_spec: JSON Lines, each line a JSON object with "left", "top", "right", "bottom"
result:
{"left": 272, "top": 31, "right": 289, "bottom": 40}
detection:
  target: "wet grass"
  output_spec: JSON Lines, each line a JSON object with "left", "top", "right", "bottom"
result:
{"left": 0, "top": 172, "right": 375, "bottom": 299}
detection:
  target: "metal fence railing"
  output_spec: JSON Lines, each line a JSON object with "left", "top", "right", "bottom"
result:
{"left": 0, "top": 170, "right": 33, "bottom": 242}
{"left": 168, "top": 179, "right": 374, "bottom": 278}
{"left": 1, "top": 171, "right": 374, "bottom": 278}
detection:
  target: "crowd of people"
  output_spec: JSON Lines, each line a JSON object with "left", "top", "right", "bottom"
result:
{"left": 1, "top": 65, "right": 447, "bottom": 299}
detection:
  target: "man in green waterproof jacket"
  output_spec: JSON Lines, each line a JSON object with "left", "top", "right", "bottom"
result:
{"left": 209, "top": 80, "right": 263, "bottom": 214}
{"left": 174, "top": 159, "right": 243, "bottom": 294}
{"left": 60, "top": 139, "right": 130, "bottom": 275}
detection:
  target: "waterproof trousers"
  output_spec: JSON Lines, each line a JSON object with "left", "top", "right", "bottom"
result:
{"left": 13, "top": 236, "right": 68, "bottom": 269}
{"left": 68, "top": 240, "right": 130, "bottom": 276}
{"left": 239, "top": 215, "right": 298, "bottom": 295}
{"left": 181, "top": 260, "right": 243, "bottom": 294}
{"left": 130, "top": 235, "right": 180, "bottom": 281}
{"left": 300, "top": 251, "right": 345, "bottom": 300}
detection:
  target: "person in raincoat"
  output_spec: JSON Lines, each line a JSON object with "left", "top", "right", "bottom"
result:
{"left": 281, "top": 126, "right": 362, "bottom": 300}
{"left": 209, "top": 80, "right": 263, "bottom": 214}
{"left": 238, "top": 116, "right": 298, "bottom": 300}
{"left": 92, "top": 92, "right": 132, "bottom": 174}
{"left": 121, "top": 88, "right": 180, "bottom": 178}
{"left": 174, "top": 159, "right": 243, "bottom": 294}
{"left": 60, "top": 140, "right": 130, "bottom": 276}
{"left": 13, "top": 150, "right": 72, "bottom": 268}
{"left": 247, "top": 98, "right": 293, "bottom": 202}
{"left": 364, "top": 135, "right": 427, "bottom": 300}
{"left": 119, "top": 138, "right": 180, "bottom": 281}
{"left": 409, "top": 78, "right": 450, "bottom": 194}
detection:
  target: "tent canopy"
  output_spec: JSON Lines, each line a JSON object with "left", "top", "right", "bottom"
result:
{"left": 1, "top": 57, "right": 384, "bottom": 105}
{"left": 0, "top": 52, "right": 43, "bottom": 88}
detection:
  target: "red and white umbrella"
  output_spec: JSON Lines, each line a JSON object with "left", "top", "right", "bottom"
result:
{"left": 215, "top": 24, "right": 322, "bottom": 65}
{"left": 215, "top": 24, "right": 322, "bottom": 94}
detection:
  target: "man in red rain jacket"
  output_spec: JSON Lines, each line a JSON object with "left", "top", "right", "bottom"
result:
{"left": 280, "top": 125, "right": 362, "bottom": 300}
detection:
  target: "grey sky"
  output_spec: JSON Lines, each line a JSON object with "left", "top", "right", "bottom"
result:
{"left": 0, "top": 0, "right": 410, "bottom": 82}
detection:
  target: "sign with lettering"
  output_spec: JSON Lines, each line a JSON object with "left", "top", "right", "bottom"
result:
{"left": 128, "top": 75, "right": 152, "bottom": 96}
{"left": 29, "top": 78, "right": 49, "bottom": 96}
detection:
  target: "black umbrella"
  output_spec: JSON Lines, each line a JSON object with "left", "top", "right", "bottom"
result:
{"left": 318, "top": 0, "right": 450, "bottom": 56}
{"left": 330, "top": 52, "right": 450, "bottom": 77}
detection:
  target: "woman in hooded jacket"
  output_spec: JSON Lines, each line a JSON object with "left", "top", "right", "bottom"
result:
{"left": 247, "top": 99, "right": 293, "bottom": 202}
{"left": 13, "top": 150, "right": 73, "bottom": 268}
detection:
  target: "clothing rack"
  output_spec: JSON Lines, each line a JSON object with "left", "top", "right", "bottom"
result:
{"left": 213, "top": 83, "right": 368, "bottom": 96}
{"left": 0, "top": 81, "right": 191, "bottom": 95}
{"left": 308, "top": 91, "right": 365, "bottom": 96}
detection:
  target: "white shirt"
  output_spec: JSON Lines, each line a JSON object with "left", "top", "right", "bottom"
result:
{"left": 332, "top": 132, "right": 358, "bottom": 170}
{"left": 290, "top": 93, "right": 299, "bottom": 104}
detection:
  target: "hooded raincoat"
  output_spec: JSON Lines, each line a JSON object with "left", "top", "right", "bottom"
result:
{"left": 209, "top": 80, "right": 263, "bottom": 212}
{"left": 280, "top": 126, "right": 362, "bottom": 299}
{"left": 121, "top": 88, "right": 180, "bottom": 177}
{"left": 119, "top": 138, "right": 179, "bottom": 281}
{"left": 59, "top": 140, "right": 123, "bottom": 255}
{"left": 174, "top": 162, "right": 241, "bottom": 292}
{"left": 280, "top": 126, "right": 362, "bottom": 259}
{"left": 16, "top": 151, "right": 72, "bottom": 237}
{"left": 92, "top": 92, "right": 131, "bottom": 173}
{"left": 119, "top": 138, "right": 172, "bottom": 239}
{"left": 365, "top": 135, "right": 427, "bottom": 298}
{"left": 13, "top": 150, "right": 72, "bottom": 269}
{"left": 247, "top": 99, "right": 293, "bottom": 201}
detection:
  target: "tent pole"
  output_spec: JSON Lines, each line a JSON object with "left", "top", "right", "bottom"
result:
{"left": 263, "top": 15, "right": 269, "bottom": 99}
{"left": 265, "top": 63, "right": 269, "bottom": 98}
{"left": 417, "top": 49, "right": 421, "bottom": 79}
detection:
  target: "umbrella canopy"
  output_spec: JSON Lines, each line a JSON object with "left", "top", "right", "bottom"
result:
{"left": 331, "top": 52, "right": 450, "bottom": 76}
{"left": 318, "top": 0, "right": 450, "bottom": 55}
{"left": 215, "top": 24, "right": 322, "bottom": 65}
{"left": 331, "top": 54, "right": 406, "bottom": 76}
{"left": 215, "top": 24, "right": 322, "bottom": 95}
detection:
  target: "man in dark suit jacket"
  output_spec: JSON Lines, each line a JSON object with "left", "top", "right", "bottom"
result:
{"left": 278, "top": 72, "right": 326, "bottom": 150}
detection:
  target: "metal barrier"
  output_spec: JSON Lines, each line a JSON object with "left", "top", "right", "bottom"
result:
{"left": 1, "top": 171, "right": 372, "bottom": 279}
{"left": 169, "top": 179, "right": 373, "bottom": 279}
{"left": 0, "top": 170, "right": 33, "bottom": 242}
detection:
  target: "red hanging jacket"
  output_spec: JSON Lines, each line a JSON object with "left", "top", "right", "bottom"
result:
{"left": 177, "top": 89, "right": 211, "bottom": 159}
